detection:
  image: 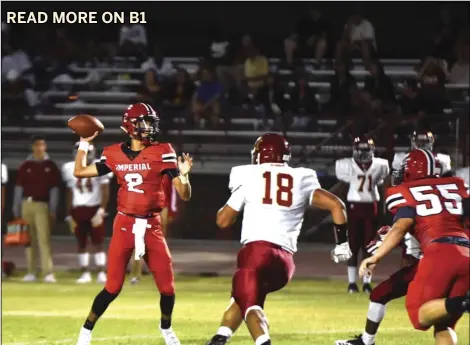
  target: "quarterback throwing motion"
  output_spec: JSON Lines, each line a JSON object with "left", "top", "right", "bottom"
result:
{"left": 74, "top": 103, "right": 192, "bottom": 345}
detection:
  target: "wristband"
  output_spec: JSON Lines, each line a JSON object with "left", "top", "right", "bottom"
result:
{"left": 78, "top": 141, "right": 90, "bottom": 152}
{"left": 178, "top": 175, "right": 188, "bottom": 185}
{"left": 333, "top": 223, "right": 348, "bottom": 244}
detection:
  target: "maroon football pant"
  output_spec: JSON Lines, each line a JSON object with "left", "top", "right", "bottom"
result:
{"left": 105, "top": 212, "right": 174, "bottom": 295}
{"left": 347, "top": 202, "right": 378, "bottom": 266}
{"left": 406, "top": 243, "right": 469, "bottom": 331}
{"left": 370, "top": 262, "right": 418, "bottom": 305}
{"left": 232, "top": 241, "right": 295, "bottom": 318}
{"left": 70, "top": 206, "right": 104, "bottom": 250}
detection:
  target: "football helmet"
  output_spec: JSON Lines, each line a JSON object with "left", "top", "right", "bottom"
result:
{"left": 121, "top": 103, "right": 160, "bottom": 145}
{"left": 410, "top": 130, "right": 434, "bottom": 151}
{"left": 251, "top": 133, "right": 291, "bottom": 164}
{"left": 74, "top": 141, "right": 96, "bottom": 164}
{"left": 401, "top": 148, "right": 441, "bottom": 183}
{"left": 352, "top": 136, "right": 375, "bottom": 164}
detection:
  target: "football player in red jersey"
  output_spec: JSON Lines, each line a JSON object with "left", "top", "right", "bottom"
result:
{"left": 359, "top": 149, "right": 470, "bottom": 345}
{"left": 73, "top": 103, "right": 193, "bottom": 345}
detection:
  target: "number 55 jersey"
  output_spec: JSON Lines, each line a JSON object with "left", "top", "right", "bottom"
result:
{"left": 227, "top": 164, "right": 321, "bottom": 253}
{"left": 385, "top": 176, "right": 469, "bottom": 248}
{"left": 97, "top": 142, "right": 178, "bottom": 217}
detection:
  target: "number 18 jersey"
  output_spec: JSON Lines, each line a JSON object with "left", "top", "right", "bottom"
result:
{"left": 385, "top": 176, "right": 469, "bottom": 250}
{"left": 100, "top": 142, "right": 178, "bottom": 216}
{"left": 227, "top": 164, "right": 321, "bottom": 253}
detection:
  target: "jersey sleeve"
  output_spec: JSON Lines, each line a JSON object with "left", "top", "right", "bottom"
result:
{"left": 61, "top": 163, "right": 74, "bottom": 188}
{"left": 226, "top": 184, "right": 246, "bottom": 212}
{"left": 302, "top": 169, "right": 322, "bottom": 205}
{"left": 228, "top": 166, "right": 246, "bottom": 193}
{"left": 335, "top": 159, "right": 352, "bottom": 183}
{"left": 160, "top": 144, "right": 178, "bottom": 172}
{"left": 385, "top": 185, "right": 414, "bottom": 215}
{"left": 377, "top": 159, "right": 390, "bottom": 186}
{"left": 1, "top": 164, "right": 8, "bottom": 185}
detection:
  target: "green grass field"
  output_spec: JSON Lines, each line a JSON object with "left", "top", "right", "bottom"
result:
{"left": 2, "top": 273, "right": 469, "bottom": 345}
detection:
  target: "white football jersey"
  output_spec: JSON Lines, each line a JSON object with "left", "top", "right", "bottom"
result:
{"left": 392, "top": 152, "right": 451, "bottom": 173}
{"left": 61, "top": 161, "right": 113, "bottom": 207}
{"left": 1, "top": 163, "right": 8, "bottom": 185}
{"left": 335, "top": 157, "right": 389, "bottom": 203}
{"left": 455, "top": 166, "right": 469, "bottom": 190}
{"left": 227, "top": 164, "right": 321, "bottom": 253}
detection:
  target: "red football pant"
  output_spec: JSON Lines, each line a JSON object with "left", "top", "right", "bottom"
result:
{"left": 347, "top": 202, "right": 378, "bottom": 264}
{"left": 370, "top": 263, "right": 418, "bottom": 304}
{"left": 70, "top": 206, "right": 105, "bottom": 250}
{"left": 406, "top": 243, "right": 469, "bottom": 331}
{"left": 105, "top": 212, "right": 175, "bottom": 295}
{"left": 232, "top": 241, "right": 295, "bottom": 318}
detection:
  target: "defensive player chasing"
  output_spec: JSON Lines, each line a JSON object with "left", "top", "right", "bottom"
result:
{"left": 335, "top": 137, "right": 389, "bottom": 293}
{"left": 360, "top": 149, "right": 469, "bottom": 345}
{"left": 62, "top": 142, "right": 113, "bottom": 284}
{"left": 205, "top": 133, "right": 352, "bottom": 345}
{"left": 74, "top": 103, "right": 193, "bottom": 345}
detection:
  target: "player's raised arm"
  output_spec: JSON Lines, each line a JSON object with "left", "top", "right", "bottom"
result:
{"left": 74, "top": 133, "right": 100, "bottom": 178}
{"left": 172, "top": 153, "right": 192, "bottom": 201}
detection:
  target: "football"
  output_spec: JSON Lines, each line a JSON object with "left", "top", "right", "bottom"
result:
{"left": 68, "top": 115, "right": 104, "bottom": 138}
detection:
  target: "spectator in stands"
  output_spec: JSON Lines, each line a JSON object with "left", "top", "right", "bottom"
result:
{"left": 449, "top": 44, "right": 469, "bottom": 84}
{"left": 325, "top": 61, "right": 361, "bottom": 116}
{"left": 209, "top": 27, "right": 236, "bottom": 90}
{"left": 163, "top": 68, "right": 195, "bottom": 128}
{"left": 191, "top": 67, "right": 223, "bottom": 128}
{"left": 284, "top": 9, "right": 329, "bottom": 68}
{"left": 244, "top": 46, "right": 274, "bottom": 128}
{"left": 1, "top": 70, "right": 39, "bottom": 124}
{"left": 362, "top": 60, "right": 397, "bottom": 113}
{"left": 1, "top": 42, "right": 33, "bottom": 84}
{"left": 336, "top": 11, "right": 377, "bottom": 68}
{"left": 119, "top": 23, "right": 147, "bottom": 57}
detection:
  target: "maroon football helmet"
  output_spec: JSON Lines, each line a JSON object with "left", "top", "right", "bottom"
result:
{"left": 411, "top": 130, "right": 434, "bottom": 151}
{"left": 251, "top": 133, "right": 291, "bottom": 164}
{"left": 121, "top": 103, "right": 159, "bottom": 145}
{"left": 352, "top": 136, "right": 375, "bottom": 164}
{"left": 402, "top": 148, "right": 441, "bottom": 183}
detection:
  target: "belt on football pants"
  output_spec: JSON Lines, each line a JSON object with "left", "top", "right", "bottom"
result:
{"left": 431, "top": 236, "right": 470, "bottom": 248}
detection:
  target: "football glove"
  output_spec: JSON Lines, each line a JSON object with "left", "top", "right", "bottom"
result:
{"left": 331, "top": 242, "right": 352, "bottom": 263}
{"left": 91, "top": 207, "right": 105, "bottom": 227}
{"left": 366, "top": 225, "right": 391, "bottom": 255}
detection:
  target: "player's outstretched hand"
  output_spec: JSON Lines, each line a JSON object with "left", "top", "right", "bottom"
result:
{"left": 359, "top": 256, "right": 378, "bottom": 278}
{"left": 80, "top": 131, "right": 99, "bottom": 142}
{"left": 178, "top": 153, "right": 193, "bottom": 176}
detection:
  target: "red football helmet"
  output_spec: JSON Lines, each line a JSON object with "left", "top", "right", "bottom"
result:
{"left": 402, "top": 148, "right": 441, "bottom": 183}
{"left": 74, "top": 141, "right": 96, "bottom": 164}
{"left": 411, "top": 130, "right": 434, "bottom": 151}
{"left": 352, "top": 136, "right": 375, "bottom": 164}
{"left": 121, "top": 103, "right": 159, "bottom": 145}
{"left": 251, "top": 133, "right": 291, "bottom": 164}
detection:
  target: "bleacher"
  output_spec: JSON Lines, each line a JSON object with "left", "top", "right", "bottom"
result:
{"left": 2, "top": 57, "right": 468, "bottom": 173}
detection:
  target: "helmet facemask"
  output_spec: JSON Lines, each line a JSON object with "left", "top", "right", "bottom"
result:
{"left": 130, "top": 115, "right": 159, "bottom": 145}
{"left": 353, "top": 144, "right": 374, "bottom": 164}
{"left": 411, "top": 133, "right": 434, "bottom": 151}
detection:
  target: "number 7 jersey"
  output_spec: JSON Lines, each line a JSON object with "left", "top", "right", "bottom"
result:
{"left": 385, "top": 176, "right": 469, "bottom": 249}
{"left": 227, "top": 164, "right": 321, "bottom": 253}
{"left": 100, "top": 142, "right": 178, "bottom": 216}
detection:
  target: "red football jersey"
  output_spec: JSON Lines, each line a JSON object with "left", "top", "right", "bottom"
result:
{"left": 101, "top": 142, "right": 177, "bottom": 216}
{"left": 385, "top": 176, "right": 469, "bottom": 250}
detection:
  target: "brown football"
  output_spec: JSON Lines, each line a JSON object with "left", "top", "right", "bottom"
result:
{"left": 68, "top": 115, "right": 104, "bottom": 138}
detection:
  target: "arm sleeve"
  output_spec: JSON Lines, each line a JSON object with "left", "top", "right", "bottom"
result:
{"left": 393, "top": 206, "right": 416, "bottom": 222}
{"left": 163, "top": 168, "right": 179, "bottom": 180}
{"left": 304, "top": 169, "right": 322, "bottom": 205}
{"left": 226, "top": 185, "right": 245, "bottom": 212}
{"left": 96, "top": 162, "right": 112, "bottom": 176}
{"left": 161, "top": 144, "right": 178, "bottom": 170}
{"left": 335, "top": 159, "right": 351, "bottom": 183}
{"left": 49, "top": 186, "right": 59, "bottom": 213}
{"left": 385, "top": 186, "right": 412, "bottom": 214}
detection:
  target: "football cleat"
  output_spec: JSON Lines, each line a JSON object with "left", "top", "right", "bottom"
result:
{"left": 76, "top": 272, "right": 92, "bottom": 284}
{"left": 348, "top": 283, "right": 359, "bottom": 294}
{"left": 335, "top": 334, "right": 373, "bottom": 345}
{"left": 362, "top": 283, "right": 373, "bottom": 294}
{"left": 96, "top": 271, "right": 107, "bottom": 284}
{"left": 22, "top": 273, "right": 37, "bottom": 282}
{"left": 206, "top": 335, "right": 229, "bottom": 345}
{"left": 159, "top": 326, "right": 181, "bottom": 345}
{"left": 43, "top": 273, "right": 57, "bottom": 283}
{"left": 76, "top": 327, "right": 92, "bottom": 345}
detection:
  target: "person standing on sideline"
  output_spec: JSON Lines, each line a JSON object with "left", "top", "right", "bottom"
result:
{"left": 13, "top": 135, "right": 61, "bottom": 283}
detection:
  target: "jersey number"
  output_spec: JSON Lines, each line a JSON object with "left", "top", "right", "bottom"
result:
{"left": 125, "top": 173, "right": 144, "bottom": 194}
{"left": 357, "top": 175, "right": 373, "bottom": 192}
{"left": 409, "top": 184, "right": 462, "bottom": 216}
{"left": 76, "top": 178, "right": 92, "bottom": 193}
{"left": 262, "top": 171, "right": 293, "bottom": 207}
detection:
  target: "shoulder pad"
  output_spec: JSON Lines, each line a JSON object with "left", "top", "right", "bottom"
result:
{"left": 229, "top": 165, "right": 251, "bottom": 192}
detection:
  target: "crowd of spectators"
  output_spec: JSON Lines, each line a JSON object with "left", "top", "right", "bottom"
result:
{"left": 1, "top": 7, "right": 468, "bottom": 137}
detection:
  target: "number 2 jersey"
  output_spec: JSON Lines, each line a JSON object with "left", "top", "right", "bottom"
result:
{"left": 95, "top": 142, "right": 178, "bottom": 216}
{"left": 385, "top": 176, "right": 469, "bottom": 250}
{"left": 62, "top": 161, "right": 113, "bottom": 207}
{"left": 226, "top": 163, "right": 321, "bottom": 253}
{"left": 335, "top": 157, "right": 389, "bottom": 203}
